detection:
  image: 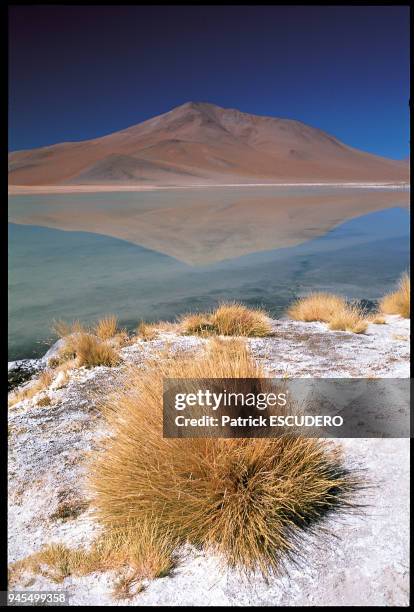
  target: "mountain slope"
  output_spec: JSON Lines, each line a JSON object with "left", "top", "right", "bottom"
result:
{"left": 8, "top": 102, "right": 409, "bottom": 185}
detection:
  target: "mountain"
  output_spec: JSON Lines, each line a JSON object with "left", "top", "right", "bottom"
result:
{"left": 8, "top": 102, "right": 409, "bottom": 186}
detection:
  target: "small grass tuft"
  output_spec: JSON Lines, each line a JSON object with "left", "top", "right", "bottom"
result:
{"left": 112, "top": 571, "right": 144, "bottom": 599}
{"left": 9, "top": 518, "right": 176, "bottom": 591}
{"left": 180, "top": 313, "right": 216, "bottom": 335}
{"left": 328, "top": 304, "right": 368, "bottom": 334}
{"left": 211, "top": 303, "right": 272, "bottom": 336}
{"left": 52, "top": 319, "right": 86, "bottom": 339}
{"left": 287, "top": 293, "right": 369, "bottom": 334}
{"left": 94, "top": 315, "right": 119, "bottom": 340}
{"left": 368, "top": 314, "right": 386, "bottom": 325}
{"left": 47, "top": 355, "right": 61, "bottom": 368}
{"left": 111, "top": 330, "right": 131, "bottom": 347}
{"left": 180, "top": 302, "right": 272, "bottom": 337}
{"left": 37, "top": 395, "right": 52, "bottom": 407}
{"left": 287, "top": 293, "right": 347, "bottom": 323}
{"left": 73, "top": 333, "right": 121, "bottom": 368}
{"left": 136, "top": 321, "right": 159, "bottom": 341}
{"left": 115, "top": 520, "right": 177, "bottom": 581}
{"left": 53, "top": 318, "right": 123, "bottom": 368}
{"left": 9, "top": 370, "right": 54, "bottom": 405}
{"left": 379, "top": 273, "right": 410, "bottom": 318}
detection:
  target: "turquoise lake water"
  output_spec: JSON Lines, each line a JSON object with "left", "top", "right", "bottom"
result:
{"left": 8, "top": 203, "right": 409, "bottom": 360}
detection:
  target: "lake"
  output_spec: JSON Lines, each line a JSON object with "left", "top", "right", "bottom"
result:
{"left": 8, "top": 186, "right": 409, "bottom": 360}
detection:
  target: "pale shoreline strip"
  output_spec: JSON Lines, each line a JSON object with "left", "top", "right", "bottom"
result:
{"left": 7, "top": 181, "right": 411, "bottom": 195}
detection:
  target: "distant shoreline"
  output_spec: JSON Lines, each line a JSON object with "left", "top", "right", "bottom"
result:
{"left": 8, "top": 181, "right": 410, "bottom": 196}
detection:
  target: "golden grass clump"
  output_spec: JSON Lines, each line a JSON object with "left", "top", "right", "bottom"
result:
{"left": 90, "top": 338, "right": 358, "bottom": 577}
{"left": 53, "top": 319, "right": 86, "bottom": 339}
{"left": 94, "top": 315, "right": 119, "bottom": 340}
{"left": 379, "top": 273, "right": 410, "bottom": 319}
{"left": 53, "top": 318, "right": 122, "bottom": 368}
{"left": 287, "top": 293, "right": 369, "bottom": 334}
{"left": 70, "top": 333, "right": 121, "bottom": 368}
{"left": 136, "top": 321, "right": 159, "bottom": 341}
{"left": 55, "top": 316, "right": 129, "bottom": 346}
{"left": 328, "top": 304, "right": 368, "bottom": 334}
{"left": 116, "top": 520, "right": 177, "bottom": 581}
{"left": 180, "top": 302, "right": 273, "bottom": 337}
{"left": 367, "top": 314, "right": 386, "bottom": 325}
{"left": 9, "top": 369, "right": 54, "bottom": 405}
{"left": 37, "top": 395, "right": 52, "bottom": 407}
{"left": 112, "top": 572, "right": 145, "bottom": 599}
{"left": 179, "top": 313, "right": 215, "bottom": 335}
{"left": 287, "top": 293, "right": 347, "bottom": 323}
{"left": 9, "top": 519, "right": 176, "bottom": 597}
{"left": 111, "top": 330, "right": 132, "bottom": 347}
{"left": 211, "top": 303, "right": 272, "bottom": 336}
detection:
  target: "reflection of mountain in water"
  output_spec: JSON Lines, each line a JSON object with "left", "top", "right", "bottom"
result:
{"left": 8, "top": 207, "right": 409, "bottom": 360}
{"left": 8, "top": 186, "right": 409, "bottom": 264}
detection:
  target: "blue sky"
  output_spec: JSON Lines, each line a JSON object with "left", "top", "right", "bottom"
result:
{"left": 8, "top": 5, "right": 410, "bottom": 159}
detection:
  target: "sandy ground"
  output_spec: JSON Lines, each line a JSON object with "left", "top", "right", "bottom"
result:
{"left": 8, "top": 316, "right": 410, "bottom": 605}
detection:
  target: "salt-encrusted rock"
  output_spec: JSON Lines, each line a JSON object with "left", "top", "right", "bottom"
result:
{"left": 42, "top": 338, "right": 65, "bottom": 365}
{"left": 50, "top": 370, "right": 67, "bottom": 390}
{"left": 8, "top": 359, "right": 44, "bottom": 391}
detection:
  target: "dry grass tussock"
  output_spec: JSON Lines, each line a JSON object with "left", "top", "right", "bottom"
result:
{"left": 379, "top": 273, "right": 410, "bottom": 319}
{"left": 9, "top": 518, "right": 176, "bottom": 597}
{"left": 287, "top": 293, "right": 368, "bottom": 334}
{"left": 287, "top": 293, "right": 347, "bottom": 323}
{"left": 94, "top": 315, "right": 119, "bottom": 340}
{"left": 9, "top": 370, "right": 54, "bottom": 405}
{"left": 52, "top": 318, "right": 123, "bottom": 368}
{"left": 37, "top": 395, "right": 52, "bottom": 407}
{"left": 328, "top": 304, "right": 368, "bottom": 334}
{"left": 8, "top": 357, "right": 82, "bottom": 406}
{"left": 90, "top": 338, "right": 360, "bottom": 577}
{"left": 136, "top": 321, "right": 159, "bottom": 341}
{"left": 52, "top": 319, "right": 86, "bottom": 338}
{"left": 367, "top": 314, "right": 386, "bottom": 325}
{"left": 180, "top": 302, "right": 273, "bottom": 337}
{"left": 67, "top": 333, "right": 121, "bottom": 368}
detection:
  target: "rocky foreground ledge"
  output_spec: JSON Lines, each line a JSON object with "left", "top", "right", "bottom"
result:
{"left": 8, "top": 315, "right": 410, "bottom": 606}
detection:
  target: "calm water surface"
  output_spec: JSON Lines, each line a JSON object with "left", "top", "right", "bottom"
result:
{"left": 8, "top": 191, "right": 409, "bottom": 359}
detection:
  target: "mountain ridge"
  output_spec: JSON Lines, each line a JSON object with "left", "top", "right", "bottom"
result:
{"left": 8, "top": 102, "right": 408, "bottom": 185}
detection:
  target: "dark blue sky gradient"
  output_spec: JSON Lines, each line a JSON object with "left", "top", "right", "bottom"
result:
{"left": 8, "top": 5, "right": 410, "bottom": 158}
